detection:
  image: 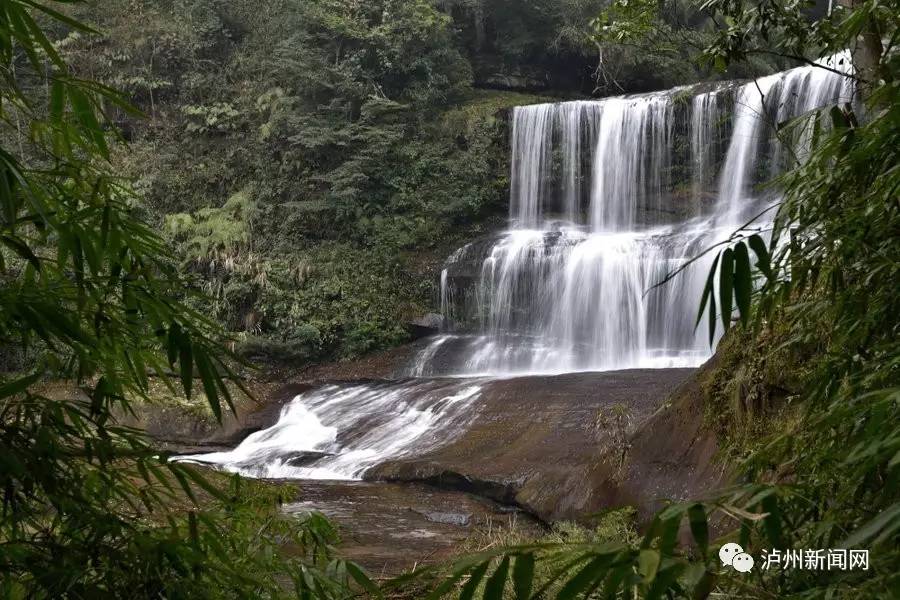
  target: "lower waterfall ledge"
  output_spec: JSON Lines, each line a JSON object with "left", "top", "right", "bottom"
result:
{"left": 363, "top": 366, "right": 719, "bottom": 525}
{"left": 129, "top": 352, "right": 726, "bottom": 529}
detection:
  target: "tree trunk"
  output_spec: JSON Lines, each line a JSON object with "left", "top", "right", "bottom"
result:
{"left": 837, "top": 0, "right": 884, "bottom": 89}
{"left": 473, "top": 1, "right": 486, "bottom": 50}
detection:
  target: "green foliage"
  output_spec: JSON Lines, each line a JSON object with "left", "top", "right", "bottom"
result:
{"left": 168, "top": 190, "right": 258, "bottom": 261}
{"left": 697, "top": 0, "right": 895, "bottom": 80}
{"left": 0, "top": 2, "right": 376, "bottom": 597}
{"left": 442, "top": 0, "right": 613, "bottom": 92}
{"left": 63, "top": 0, "right": 737, "bottom": 366}
{"left": 693, "top": 88, "right": 900, "bottom": 597}
{"left": 591, "top": 0, "right": 790, "bottom": 90}
{"left": 417, "top": 1, "right": 899, "bottom": 598}
{"left": 183, "top": 102, "right": 243, "bottom": 134}
{"left": 55, "top": 0, "right": 530, "bottom": 364}
{"left": 594, "top": 0, "right": 661, "bottom": 43}
{"left": 396, "top": 504, "right": 709, "bottom": 599}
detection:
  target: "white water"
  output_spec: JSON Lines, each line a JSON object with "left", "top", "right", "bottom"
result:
{"left": 179, "top": 380, "right": 483, "bottom": 479}
{"left": 419, "top": 53, "right": 855, "bottom": 377}
{"left": 691, "top": 90, "right": 722, "bottom": 209}
{"left": 182, "top": 55, "right": 854, "bottom": 479}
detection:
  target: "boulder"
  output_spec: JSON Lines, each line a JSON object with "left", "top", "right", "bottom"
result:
{"left": 406, "top": 313, "right": 445, "bottom": 339}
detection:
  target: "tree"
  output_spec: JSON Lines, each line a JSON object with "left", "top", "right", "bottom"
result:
{"left": 0, "top": 2, "right": 375, "bottom": 596}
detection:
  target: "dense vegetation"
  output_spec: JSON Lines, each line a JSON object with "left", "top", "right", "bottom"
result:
{"left": 2, "top": 0, "right": 897, "bottom": 598}
{"left": 55, "top": 0, "right": 532, "bottom": 364}
{"left": 0, "top": 2, "right": 379, "bottom": 597}
{"left": 52, "top": 0, "right": 784, "bottom": 365}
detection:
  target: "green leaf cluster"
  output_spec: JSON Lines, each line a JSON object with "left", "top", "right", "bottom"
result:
{"left": 0, "top": 2, "right": 377, "bottom": 597}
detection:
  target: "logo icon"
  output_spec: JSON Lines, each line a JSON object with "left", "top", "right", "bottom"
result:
{"left": 719, "top": 543, "right": 754, "bottom": 572}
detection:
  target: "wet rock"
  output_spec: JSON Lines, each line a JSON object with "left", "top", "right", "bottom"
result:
{"left": 406, "top": 313, "right": 445, "bottom": 339}
{"left": 295, "top": 341, "right": 423, "bottom": 380}
{"left": 587, "top": 355, "right": 727, "bottom": 523}
{"left": 132, "top": 352, "right": 724, "bottom": 537}
{"left": 415, "top": 510, "right": 472, "bottom": 526}
{"left": 282, "top": 481, "right": 542, "bottom": 575}
{"left": 367, "top": 368, "right": 700, "bottom": 523}
{"left": 479, "top": 72, "right": 548, "bottom": 91}
{"left": 284, "top": 451, "right": 334, "bottom": 467}
{"left": 117, "top": 381, "right": 314, "bottom": 454}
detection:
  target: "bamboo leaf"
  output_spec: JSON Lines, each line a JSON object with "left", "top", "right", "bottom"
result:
{"left": 513, "top": 553, "right": 534, "bottom": 600}
{"left": 1, "top": 235, "right": 41, "bottom": 271}
{"left": 556, "top": 556, "right": 608, "bottom": 599}
{"left": 830, "top": 106, "right": 847, "bottom": 130}
{"left": 0, "top": 371, "right": 42, "bottom": 399}
{"left": 68, "top": 86, "right": 109, "bottom": 159}
{"left": 178, "top": 464, "right": 227, "bottom": 502}
{"left": 600, "top": 565, "right": 629, "bottom": 599}
{"left": 696, "top": 253, "right": 719, "bottom": 328}
{"left": 761, "top": 494, "right": 783, "bottom": 548}
{"left": 18, "top": 8, "right": 65, "bottom": 69}
{"left": 718, "top": 248, "right": 734, "bottom": 332}
{"left": 6, "top": 4, "right": 43, "bottom": 73}
{"left": 747, "top": 234, "right": 772, "bottom": 278}
{"left": 733, "top": 241, "right": 752, "bottom": 326}
{"left": 34, "top": 301, "right": 90, "bottom": 344}
{"left": 50, "top": 79, "right": 66, "bottom": 124}
{"left": 687, "top": 503, "right": 709, "bottom": 556}
{"left": 20, "top": 0, "right": 101, "bottom": 34}
{"left": 188, "top": 511, "right": 199, "bottom": 548}
{"left": 213, "top": 358, "right": 237, "bottom": 416}
{"left": 345, "top": 562, "right": 382, "bottom": 598}
{"left": 169, "top": 465, "right": 197, "bottom": 504}
{"left": 840, "top": 502, "right": 900, "bottom": 548}
{"left": 482, "top": 556, "right": 509, "bottom": 600}
{"left": 194, "top": 347, "right": 222, "bottom": 422}
{"left": 459, "top": 561, "right": 491, "bottom": 600}
{"left": 167, "top": 322, "right": 181, "bottom": 367}
{"left": 178, "top": 330, "right": 193, "bottom": 399}
{"left": 637, "top": 549, "right": 660, "bottom": 584}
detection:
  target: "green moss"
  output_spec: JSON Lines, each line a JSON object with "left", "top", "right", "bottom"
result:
{"left": 699, "top": 322, "right": 811, "bottom": 464}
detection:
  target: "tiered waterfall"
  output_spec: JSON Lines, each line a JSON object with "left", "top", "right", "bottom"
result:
{"left": 183, "top": 55, "right": 855, "bottom": 479}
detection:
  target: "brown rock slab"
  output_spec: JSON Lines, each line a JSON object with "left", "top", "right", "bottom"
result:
{"left": 367, "top": 368, "right": 698, "bottom": 523}
{"left": 587, "top": 356, "right": 728, "bottom": 523}
{"left": 282, "top": 481, "right": 542, "bottom": 576}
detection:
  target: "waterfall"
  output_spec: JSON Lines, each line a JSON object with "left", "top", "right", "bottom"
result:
{"left": 691, "top": 90, "right": 721, "bottom": 210}
{"left": 420, "top": 54, "right": 855, "bottom": 377}
{"left": 720, "top": 53, "right": 855, "bottom": 225}
{"left": 559, "top": 102, "right": 598, "bottom": 222}
{"left": 717, "top": 73, "right": 783, "bottom": 225}
{"left": 509, "top": 104, "right": 555, "bottom": 227}
{"left": 183, "top": 55, "right": 856, "bottom": 482}
{"left": 590, "top": 95, "right": 673, "bottom": 230}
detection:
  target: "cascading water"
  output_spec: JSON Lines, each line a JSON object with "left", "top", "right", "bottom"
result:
{"left": 179, "top": 379, "right": 484, "bottom": 479}
{"left": 416, "top": 53, "right": 855, "bottom": 377}
{"left": 183, "top": 55, "right": 854, "bottom": 480}
{"left": 691, "top": 90, "right": 722, "bottom": 210}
